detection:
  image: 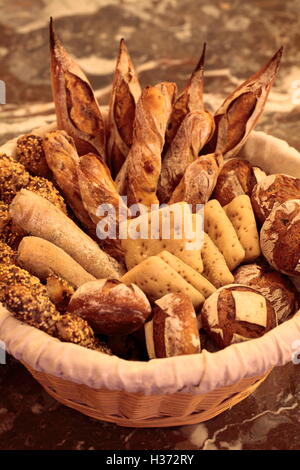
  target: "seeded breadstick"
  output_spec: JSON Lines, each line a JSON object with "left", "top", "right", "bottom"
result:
{"left": 16, "top": 134, "right": 50, "bottom": 178}
{"left": 121, "top": 256, "right": 205, "bottom": 308}
{"left": 56, "top": 313, "right": 112, "bottom": 354}
{"left": 0, "top": 155, "right": 30, "bottom": 204}
{"left": 201, "top": 233, "right": 234, "bottom": 288}
{"left": 0, "top": 264, "right": 111, "bottom": 353}
{"left": 0, "top": 240, "right": 17, "bottom": 265}
{"left": 10, "top": 190, "right": 123, "bottom": 279}
{"left": 204, "top": 199, "right": 245, "bottom": 271}
{"left": 224, "top": 195, "right": 261, "bottom": 262}
{"left": 26, "top": 176, "right": 67, "bottom": 213}
{"left": 157, "top": 250, "right": 215, "bottom": 298}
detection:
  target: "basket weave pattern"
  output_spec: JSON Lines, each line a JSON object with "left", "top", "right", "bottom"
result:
{"left": 23, "top": 362, "right": 270, "bottom": 427}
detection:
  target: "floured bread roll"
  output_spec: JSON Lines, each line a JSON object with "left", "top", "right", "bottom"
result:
{"left": 68, "top": 279, "right": 151, "bottom": 335}
{"left": 260, "top": 199, "right": 300, "bottom": 277}
{"left": 251, "top": 174, "right": 300, "bottom": 223}
{"left": 212, "top": 158, "right": 265, "bottom": 206}
{"left": 201, "top": 284, "right": 277, "bottom": 348}
{"left": 234, "top": 263, "right": 299, "bottom": 323}
{"left": 145, "top": 293, "right": 201, "bottom": 359}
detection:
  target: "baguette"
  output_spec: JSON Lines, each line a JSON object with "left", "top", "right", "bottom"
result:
{"left": 18, "top": 236, "right": 96, "bottom": 288}
{"left": 77, "top": 153, "right": 127, "bottom": 258}
{"left": 43, "top": 130, "right": 95, "bottom": 233}
{"left": 165, "top": 43, "right": 208, "bottom": 147}
{"left": 169, "top": 152, "right": 223, "bottom": 208}
{"left": 203, "top": 47, "right": 282, "bottom": 158}
{"left": 10, "top": 190, "right": 123, "bottom": 279}
{"left": 157, "top": 111, "right": 215, "bottom": 203}
{"left": 106, "top": 39, "right": 141, "bottom": 176}
{"left": 49, "top": 18, "right": 106, "bottom": 160}
{"left": 125, "top": 82, "right": 177, "bottom": 207}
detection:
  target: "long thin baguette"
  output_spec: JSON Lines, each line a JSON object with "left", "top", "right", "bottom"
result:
{"left": 10, "top": 190, "right": 123, "bottom": 279}
{"left": 18, "top": 236, "right": 96, "bottom": 288}
{"left": 125, "top": 82, "right": 177, "bottom": 207}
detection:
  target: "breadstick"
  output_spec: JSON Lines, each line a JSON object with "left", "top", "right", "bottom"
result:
{"left": 18, "top": 236, "right": 96, "bottom": 288}
{"left": 10, "top": 190, "right": 123, "bottom": 279}
{"left": 126, "top": 82, "right": 177, "bottom": 207}
{"left": 49, "top": 19, "right": 106, "bottom": 160}
{"left": 157, "top": 111, "right": 214, "bottom": 203}
{"left": 107, "top": 39, "right": 141, "bottom": 176}
{"left": 204, "top": 199, "right": 245, "bottom": 271}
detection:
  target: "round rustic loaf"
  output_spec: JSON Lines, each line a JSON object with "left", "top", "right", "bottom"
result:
{"left": 201, "top": 284, "right": 277, "bottom": 348}
{"left": 233, "top": 263, "right": 299, "bottom": 323}
{"left": 251, "top": 174, "right": 300, "bottom": 223}
{"left": 144, "top": 293, "right": 201, "bottom": 359}
{"left": 212, "top": 158, "right": 264, "bottom": 206}
{"left": 260, "top": 199, "right": 300, "bottom": 277}
{"left": 68, "top": 279, "right": 151, "bottom": 335}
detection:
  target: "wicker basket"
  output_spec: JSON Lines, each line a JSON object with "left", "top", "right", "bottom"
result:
{"left": 1, "top": 127, "right": 300, "bottom": 427}
{"left": 22, "top": 362, "right": 270, "bottom": 427}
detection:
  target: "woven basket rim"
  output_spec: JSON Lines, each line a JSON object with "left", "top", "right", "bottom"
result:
{"left": 1, "top": 126, "right": 300, "bottom": 396}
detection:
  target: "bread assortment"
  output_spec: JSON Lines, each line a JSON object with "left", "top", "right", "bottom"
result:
{"left": 1, "top": 22, "right": 299, "bottom": 363}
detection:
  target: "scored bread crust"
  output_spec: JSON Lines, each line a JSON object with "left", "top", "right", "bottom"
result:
{"left": 145, "top": 292, "right": 201, "bottom": 358}
{"left": 233, "top": 263, "right": 299, "bottom": 323}
{"left": 251, "top": 174, "right": 300, "bottom": 223}
{"left": 157, "top": 111, "right": 215, "bottom": 203}
{"left": 212, "top": 158, "right": 258, "bottom": 206}
{"left": 125, "top": 82, "right": 177, "bottom": 207}
{"left": 106, "top": 39, "right": 141, "bottom": 176}
{"left": 201, "top": 284, "right": 277, "bottom": 348}
{"left": 260, "top": 199, "right": 300, "bottom": 276}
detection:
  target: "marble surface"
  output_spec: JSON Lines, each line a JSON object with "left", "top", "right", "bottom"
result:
{"left": 1, "top": 0, "right": 300, "bottom": 450}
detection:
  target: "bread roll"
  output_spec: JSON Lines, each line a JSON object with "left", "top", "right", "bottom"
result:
{"left": 10, "top": 190, "right": 123, "bottom": 279}
{"left": 145, "top": 293, "right": 201, "bottom": 359}
{"left": 69, "top": 279, "right": 151, "bottom": 335}
{"left": 233, "top": 263, "right": 299, "bottom": 323}
{"left": 212, "top": 158, "right": 260, "bottom": 206}
{"left": 260, "top": 199, "right": 300, "bottom": 277}
{"left": 251, "top": 174, "right": 300, "bottom": 223}
{"left": 201, "top": 284, "right": 277, "bottom": 348}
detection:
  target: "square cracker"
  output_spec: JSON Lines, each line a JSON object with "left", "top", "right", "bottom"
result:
{"left": 204, "top": 199, "right": 245, "bottom": 271}
{"left": 224, "top": 195, "right": 261, "bottom": 262}
{"left": 121, "top": 256, "right": 205, "bottom": 308}
{"left": 157, "top": 250, "right": 216, "bottom": 298}
{"left": 121, "top": 202, "right": 203, "bottom": 273}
